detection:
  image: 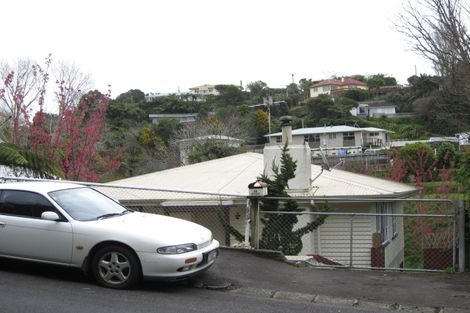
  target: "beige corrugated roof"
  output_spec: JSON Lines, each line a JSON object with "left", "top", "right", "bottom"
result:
{"left": 110, "top": 152, "right": 416, "bottom": 199}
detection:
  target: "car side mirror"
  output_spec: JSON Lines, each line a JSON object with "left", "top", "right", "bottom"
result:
{"left": 41, "top": 211, "right": 60, "bottom": 221}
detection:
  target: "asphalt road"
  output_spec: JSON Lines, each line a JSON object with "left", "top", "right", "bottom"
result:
{"left": 0, "top": 258, "right": 392, "bottom": 313}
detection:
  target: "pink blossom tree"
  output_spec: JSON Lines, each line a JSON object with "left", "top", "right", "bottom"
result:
{"left": 1, "top": 55, "right": 122, "bottom": 181}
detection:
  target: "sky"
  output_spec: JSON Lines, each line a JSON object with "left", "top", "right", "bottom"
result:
{"left": 1, "top": 0, "right": 434, "bottom": 100}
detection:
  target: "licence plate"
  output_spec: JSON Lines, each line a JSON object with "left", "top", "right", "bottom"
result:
{"left": 205, "top": 249, "right": 218, "bottom": 263}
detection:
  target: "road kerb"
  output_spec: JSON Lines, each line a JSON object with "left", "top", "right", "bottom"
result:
{"left": 230, "top": 286, "right": 449, "bottom": 312}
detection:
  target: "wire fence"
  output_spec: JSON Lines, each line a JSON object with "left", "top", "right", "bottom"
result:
{"left": 0, "top": 177, "right": 460, "bottom": 272}
{"left": 255, "top": 198, "right": 456, "bottom": 272}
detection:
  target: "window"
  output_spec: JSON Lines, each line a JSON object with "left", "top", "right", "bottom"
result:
{"left": 369, "top": 132, "right": 379, "bottom": 137}
{"left": 343, "top": 132, "right": 355, "bottom": 146}
{"left": 328, "top": 133, "right": 336, "bottom": 140}
{"left": 376, "top": 202, "right": 390, "bottom": 244}
{"left": 0, "top": 190, "right": 58, "bottom": 219}
{"left": 49, "top": 187, "right": 126, "bottom": 221}
{"left": 275, "top": 136, "right": 282, "bottom": 143}
{"left": 304, "top": 134, "right": 320, "bottom": 148}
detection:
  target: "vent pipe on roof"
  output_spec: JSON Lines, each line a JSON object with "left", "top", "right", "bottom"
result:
{"left": 280, "top": 116, "right": 293, "bottom": 145}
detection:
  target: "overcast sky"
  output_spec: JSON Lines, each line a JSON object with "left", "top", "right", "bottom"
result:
{"left": 1, "top": 0, "right": 434, "bottom": 99}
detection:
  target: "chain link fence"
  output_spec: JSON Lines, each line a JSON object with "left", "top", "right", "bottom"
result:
{"left": 0, "top": 178, "right": 459, "bottom": 272}
{"left": 255, "top": 197, "right": 457, "bottom": 271}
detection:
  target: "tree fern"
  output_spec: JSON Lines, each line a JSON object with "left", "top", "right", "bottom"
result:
{"left": 0, "top": 142, "right": 62, "bottom": 178}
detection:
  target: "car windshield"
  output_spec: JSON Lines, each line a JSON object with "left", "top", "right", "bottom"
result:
{"left": 49, "top": 187, "right": 129, "bottom": 221}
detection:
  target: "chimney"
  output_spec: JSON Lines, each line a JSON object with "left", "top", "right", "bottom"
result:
{"left": 280, "top": 115, "right": 293, "bottom": 145}
{"left": 263, "top": 116, "right": 312, "bottom": 193}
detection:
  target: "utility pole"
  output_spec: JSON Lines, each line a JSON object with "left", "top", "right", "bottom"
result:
{"left": 263, "top": 96, "right": 273, "bottom": 135}
{"left": 290, "top": 73, "right": 295, "bottom": 84}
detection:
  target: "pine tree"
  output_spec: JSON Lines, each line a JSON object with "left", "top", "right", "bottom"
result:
{"left": 259, "top": 144, "right": 328, "bottom": 255}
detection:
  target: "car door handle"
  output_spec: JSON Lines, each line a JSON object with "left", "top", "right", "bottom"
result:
{"left": 0, "top": 222, "right": 5, "bottom": 228}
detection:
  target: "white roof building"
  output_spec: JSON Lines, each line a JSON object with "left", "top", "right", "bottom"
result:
{"left": 110, "top": 152, "right": 415, "bottom": 200}
{"left": 266, "top": 125, "right": 392, "bottom": 156}
{"left": 107, "top": 118, "right": 416, "bottom": 268}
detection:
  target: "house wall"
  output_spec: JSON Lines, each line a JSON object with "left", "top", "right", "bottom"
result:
{"left": 363, "top": 132, "right": 388, "bottom": 148}
{"left": 297, "top": 202, "right": 405, "bottom": 268}
{"left": 314, "top": 203, "right": 373, "bottom": 267}
{"left": 338, "top": 84, "right": 368, "bottom": 92}
{"left": 131, "top": 201, "right": 405, "bottom": 268}
{"left": 352, "top": 132, "right": 362, "bottom": 146}
{"left": 149, "top": 115, "right": 198, "bottom": 125}
{"left": 384, "top": 204, "right": 405, "bottom": 268}
{"left": 310, "top": 83, "right": 366, "bottom": 98}
{"left": 321, "top": 133, "right": 343, "bottom": 148}
{"left": 371, "top": 202, "right": 405, "bottom": 268}
{"left": 190, "top": 85, "right": 220, "bottom": 96}
{"left": 310, "top": 85, "right": 332, "bottom": 98}
{"left": 369, "top": 106, "right": 396, "bottom": 116}
{"left": 288, "top": 132, "right": 363, "bottom": 148}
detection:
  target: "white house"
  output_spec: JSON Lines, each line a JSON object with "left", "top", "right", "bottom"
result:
{"left": 189, "top": 84, "right": 220, "bottom": 96}
{"left": 456, "top": 132, "right": 470, "bottom": 145}
{"left": 350, "top": 100, "right": 397, "bottom": 118}
{"left": 266, "top": 125, "right": 392, "bottom": 156}
{"left": 107, "top": 118, "right": 416, "bottom": 269}
{"left": 390, "top": 137, "right": 459, "bottom": 149}
{"left": 310, "top": 78, "right": 368, "bottom": 98}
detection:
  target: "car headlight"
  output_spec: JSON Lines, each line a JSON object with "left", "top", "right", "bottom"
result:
{"left": 157, "top": 243, "right": 197, "bottom": 254}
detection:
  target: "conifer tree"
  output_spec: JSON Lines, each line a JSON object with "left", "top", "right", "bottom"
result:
{"left": 259, "top": 144, "right": 328, "bottom": 255}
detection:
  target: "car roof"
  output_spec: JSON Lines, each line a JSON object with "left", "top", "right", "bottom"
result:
{"left": 0, "top": 181, "right": 86, "bottom": 194}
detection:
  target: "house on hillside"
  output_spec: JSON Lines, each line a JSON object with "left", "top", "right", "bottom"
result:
{"left": 350, "top": 100, "right": 397, "bottom": 119}
{"left": 455, "top": 131, "right": 470, "bottom": 145}
{"left": 106, "top": 118, "right": 416, "bottom": 269}
{"left": 265, "top": 125, "right": 392, "bottom": 156}
{"left": 390, "top": 137, "right": 459, "bottom": 149}
{"left": 148, "top": 113, "right": 200, "bottom": 125}
{"left": 310, "top": 78, "right": 368, "bottom": 98}
{"left": 189, "top": 84, "right": 220, "bottom": 97}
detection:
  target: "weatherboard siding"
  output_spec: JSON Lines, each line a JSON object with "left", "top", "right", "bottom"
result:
{"left": 318, "top": 214, "right": 373, "bottom": 267}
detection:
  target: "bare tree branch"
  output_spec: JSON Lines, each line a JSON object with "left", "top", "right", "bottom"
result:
{"left": 53, "top": 62, "right": 92, "bottom": 110}
{"left": 397, "top": 0, "right": 470, "bottom": 100}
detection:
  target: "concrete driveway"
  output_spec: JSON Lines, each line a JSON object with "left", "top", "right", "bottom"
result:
{"left": 197, "top": 248, "right": 470, "bottom": 312}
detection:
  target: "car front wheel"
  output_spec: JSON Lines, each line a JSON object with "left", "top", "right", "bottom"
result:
{"left": 91, "top": 245, "right": 141, "bottom": 289}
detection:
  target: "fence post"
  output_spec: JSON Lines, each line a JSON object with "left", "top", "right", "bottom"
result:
{"left": 459, "top": 201, "right": 466, "bottom": 272}
{"left": 245, "top": 197, "right": 260, "bottom": 248}
{"left": 244, "top": 199, "right": 252, "bottom": 247}
{"left": 256, "top": 201, "right": 260, "bottom": 249}
{"left": 349, "top": 214, "right": 354, "bottom": 268}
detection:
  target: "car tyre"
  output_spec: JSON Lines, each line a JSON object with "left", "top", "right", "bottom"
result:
{"left": 91, "top": 245, "right": 141, "bottom": 289}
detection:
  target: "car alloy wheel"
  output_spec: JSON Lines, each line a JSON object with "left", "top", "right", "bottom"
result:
{"left": 92, "top": 245, "right": 141, "bottom": 289}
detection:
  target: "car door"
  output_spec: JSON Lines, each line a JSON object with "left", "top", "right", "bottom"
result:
{"left": 0, "top": 190, "right": 73, "bottom": 264}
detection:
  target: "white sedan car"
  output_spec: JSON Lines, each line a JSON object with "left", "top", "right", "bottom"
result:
{"left": 0, "top": 182, "right": 219, "bottom": 289}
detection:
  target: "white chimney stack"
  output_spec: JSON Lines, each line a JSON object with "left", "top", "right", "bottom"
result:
{"left": 263, "top": 116, "right": 312, "bottom": 193}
